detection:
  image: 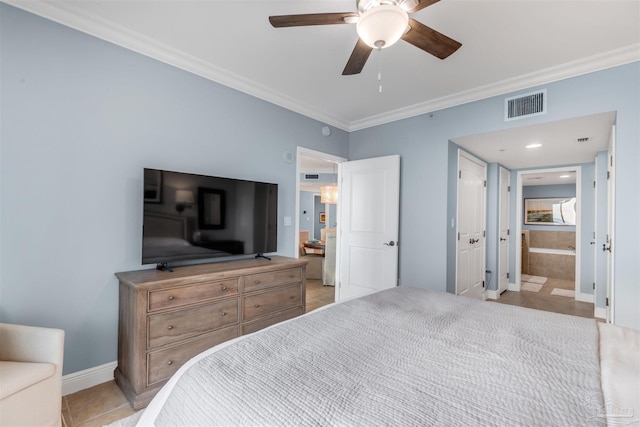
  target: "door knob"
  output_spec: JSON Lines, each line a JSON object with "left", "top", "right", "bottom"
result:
{"left": 602, "top": 244, "right": 611, "bottom": 252}
{"left": 383, "top": 241, "right": 396, "bottom": 246}
{"left": 499, "top": 237, "right": 507, "bottom": 242}
{"left": 469, "top": 238, "right": 479, "bottom": 244}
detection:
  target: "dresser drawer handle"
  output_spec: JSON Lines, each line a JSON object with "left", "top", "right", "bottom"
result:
{"left": 221, "top": 286, "right": 228, "bottom": 291}
{"left": 254, "top": 304, "right": 260, "bottom": 308}
{"left": 289, "top": 273, "right": 295, "bottom": 278}
{"left": 167, "top": 325, "right": 174, "bottom": 330}
{"left": 254, "top": 280, "right": 260, "bottom": 284}
{"left": 167, "top": 295, "right": 175, "bottom": 301}
{"left": 167, "top": 360, "right": 174, "bottom": 366}
{"left": 289, "top": 296, "right": 295, "bottom": 299}
{"left": 221, "top": 312, "right": 227, "bottom": 316}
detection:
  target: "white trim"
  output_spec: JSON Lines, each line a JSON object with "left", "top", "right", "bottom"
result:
{"left": 485, "top": 289, "right": 499, "bottom": 300}
{"left": 594, "top": 307, "right": 607, "bottom": 320}
{"left": 4, "top": 1, "right": 639, "bottom": 132}
{"left": 295, "top": 147, "right": 346, "bottom": 300}
{"left": 576, "top": 292, "right": 594, "bottom": 303}
{"left": 507, "top": 282, "right": 518, "bottom": 292}
{"left": 62, "top": 361, "right": 116, "bottom": 396}
{"left": 516, "top": 165, "right": 584, "bottom": 300}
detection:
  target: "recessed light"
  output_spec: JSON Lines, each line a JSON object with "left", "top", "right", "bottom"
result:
{"left": 526, "top": 143, "right": 542, "bottom": 149}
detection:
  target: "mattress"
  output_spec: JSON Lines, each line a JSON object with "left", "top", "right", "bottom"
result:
{"left": 136, "top": 287, "right": 639, "bottom": 426}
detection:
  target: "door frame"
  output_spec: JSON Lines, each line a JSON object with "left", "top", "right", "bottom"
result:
{"left": 498, "top": 166, "right": 511, "bottom": 295}
{"left": 514, "top": 166, "right": 586, "bottom": 300}
{"left": 295, "top": 147, "right": 346, "bottom": 294}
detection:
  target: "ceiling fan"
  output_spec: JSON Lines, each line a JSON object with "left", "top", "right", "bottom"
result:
{"left": 269, "top": 0, "right": 462, "bottom": 76}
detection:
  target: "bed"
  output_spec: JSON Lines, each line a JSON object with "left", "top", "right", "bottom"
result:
{"left": 135, "top": 287, "right": 639, "bottom": 426}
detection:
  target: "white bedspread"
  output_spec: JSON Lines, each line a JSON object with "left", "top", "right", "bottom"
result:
{"left": 138, "top": 287, "right": 608, "bottom": 426}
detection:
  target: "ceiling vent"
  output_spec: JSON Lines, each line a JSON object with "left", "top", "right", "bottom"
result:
{"left": 304, "top": 173, "right": 320, "bottom": 180}
{"left": 505, "top": 89, "right": 547, "bottom": 121}
{"left": 576, "top": 137, "right": 590, "bottom": 143}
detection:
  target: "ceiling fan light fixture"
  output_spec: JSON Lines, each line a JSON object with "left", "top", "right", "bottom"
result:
{"left": 356, "top": 5, "right": 409, "bottom": 49}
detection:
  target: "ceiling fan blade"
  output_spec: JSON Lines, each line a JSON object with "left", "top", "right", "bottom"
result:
{"left": 407, "top": 0, "right": 440, "bottom": 13}
{"left": 269, "top": 13, "right": 358, "bottom": 28}
{"left": 342, "top": 39, "right": 373, "bottom": 75}
{"left": 401, "top": 19, "right": 461, "bottom": 59}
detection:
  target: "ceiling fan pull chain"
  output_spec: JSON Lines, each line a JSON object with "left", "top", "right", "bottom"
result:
{"left": 377, "top": 46, "right": 383, "bottom": 93}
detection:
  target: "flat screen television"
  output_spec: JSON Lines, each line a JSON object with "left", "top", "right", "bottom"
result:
{"left": 142, "top": 168, "right": 278, "bottom": 269}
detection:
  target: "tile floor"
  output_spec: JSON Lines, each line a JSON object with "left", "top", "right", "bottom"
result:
{"left": 494, "top": 277, "right": 597, "bottom": 319}
{"left": 62, "top": 277, "right": 595, "bottom": 425}
{"left": 61, "top": 279, "right": 335, "bottom": 426}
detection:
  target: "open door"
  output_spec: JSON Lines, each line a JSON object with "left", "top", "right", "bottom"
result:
{"left": 336, "top": 155, "right": 400, "bottom": 302}
{"left": 498, "top": 167, "right": 510, "bottom": 294}
{"left": 606, "top": 125, "right": 616, "bottom": 323}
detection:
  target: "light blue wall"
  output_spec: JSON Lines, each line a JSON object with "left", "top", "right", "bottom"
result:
{"left": 485, "top": 164, "right": 500, "bottom": 291}
{"left": 1, "top": 5, "right": 638, "bottom": 380}
{"left": 0, "top": 5, "right": 349, "bottom": 374}
{"left": 350, "top": 63, "right": 639, "bottom": 330}
{"left": 299, "top": 191, "right": 315, "bottom": 234}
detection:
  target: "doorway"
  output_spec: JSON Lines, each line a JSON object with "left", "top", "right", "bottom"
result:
{"left": 296, "top": 147, "right": 345, "bottom": 310}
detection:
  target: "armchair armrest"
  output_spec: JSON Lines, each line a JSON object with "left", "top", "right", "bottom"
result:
{"left": 0, "top": 323, "right": 64, "bottom": 367}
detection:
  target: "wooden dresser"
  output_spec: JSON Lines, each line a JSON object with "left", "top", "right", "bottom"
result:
{"left": 114, "top": 256, "right": 306, "bottom": 409}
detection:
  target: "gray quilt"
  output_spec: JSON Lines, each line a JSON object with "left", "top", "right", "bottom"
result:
{"left": 152, "top": 287, "right": 604, "bottom": 426}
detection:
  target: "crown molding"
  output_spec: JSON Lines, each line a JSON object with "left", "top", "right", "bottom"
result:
{"left": 348, "top": 44, "right": 640, "bottom": 131}
{"left": 5, "top": 1, "right": 638, "bottom": 133}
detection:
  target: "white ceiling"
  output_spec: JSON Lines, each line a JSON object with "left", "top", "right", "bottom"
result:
{"left": 8, "top": 0, "right": 637, "bottom": 174}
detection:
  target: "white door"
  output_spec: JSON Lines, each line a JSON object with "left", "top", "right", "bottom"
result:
{"left": 456, "top": 151, "right": 486, "bottom": 299}
{"left": 336, "top": 155, "right": 400, "bottom": 302}
{"left": 498, "top": 167, "right": 510, "bottom": 294}
{"left": 606, "top": 125, "right": 616, "bottom": 323}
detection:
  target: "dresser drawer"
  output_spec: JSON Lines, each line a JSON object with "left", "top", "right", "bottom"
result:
{"left": 243, "top": 268, "right": 301, "bottom": 293}
{"left": 147, "top": 326, "right": 239, "bottom": 386}
{"left": 243, "top": 284, "right": 302, "bottom": 322}
{"left": 148, "top": 299, "right": 239, "bottom": 349}
{"left": 148, "top": 278, "right": 238, "bottom": 312}
{"left": 242, "top": 306, "right": 303, "bottom": 335}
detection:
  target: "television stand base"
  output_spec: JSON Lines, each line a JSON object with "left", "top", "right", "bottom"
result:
{"left": 156, "top": 262, "right": 173, "bottom": 272}
{"left": 255, "top": 253, "right": 271, "bottom": 261}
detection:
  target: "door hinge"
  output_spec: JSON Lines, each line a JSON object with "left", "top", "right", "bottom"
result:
{"left": 482, "top": 280, "right": 485, "bottom": 288}
{"left": 459, "top": 170, "right": 462, "bottom": 179}
{"left": 507, "top": 229, "right": 510, "bottom": 236}
{"left": 508, "top": 185, "right": 511, "bottom": 192}
{"left": 483, "top": 230, "right": 486, "bottom": 237}
{"left": 593, "top": 181, "right": 596, "bottom": 188}
{"left": 607, "top": 171, "right": 610, "bottom": 180}
{"left": 484, "top": 180, "right": 487, "bottom": 187}
{"left": 507, "top": 272, "right": 510, "bottom": 279}
{"left": 606, "top": 297, "right": 609, "bottom": 307}
{"left": 457, "top": 232, "right": 460, "bottom": 241}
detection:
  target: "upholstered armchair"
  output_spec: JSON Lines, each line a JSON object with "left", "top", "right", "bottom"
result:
{"left": 0, "top": 323, "right": 65, "bottom": 427}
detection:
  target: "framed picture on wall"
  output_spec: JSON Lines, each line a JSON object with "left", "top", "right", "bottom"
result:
{"left": 319, "top": 212, "right": 326, "bottom": 224}
{"left": 524, "top": 197, "right": 577, "bottom": 225}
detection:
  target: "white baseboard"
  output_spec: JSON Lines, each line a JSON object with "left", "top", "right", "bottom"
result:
{"left": 507, "top": 282, "right": 519, "bottom": 292}
{"left": 576, "top": 292, "right": 594, "bottom": 303}
{"left": 485, "top": 289, "right": 498, "bottom": 300}
{"left": 62, "top": 361, "right": 116, "bottom": 396}
{"left": 594, "top": 307, "right": 607, "bottom": 319}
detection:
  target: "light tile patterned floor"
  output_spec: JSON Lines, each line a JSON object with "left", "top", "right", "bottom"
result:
{"left": 63, "top": 278, "right": 595, "bottom": 425}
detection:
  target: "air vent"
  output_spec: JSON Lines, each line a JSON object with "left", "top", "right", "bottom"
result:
{"left": 576, "top": 137, "right": 590, "bottom": 143}
{"left": 505, "top": 89, "right": 547, "bottom": 121}
{"left": 304, "top": 174, "right": 319, "bottom": 180}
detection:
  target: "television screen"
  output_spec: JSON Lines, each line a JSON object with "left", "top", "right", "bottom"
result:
{"left": 142, "top": 168, "right": 278, "bottom": 266}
